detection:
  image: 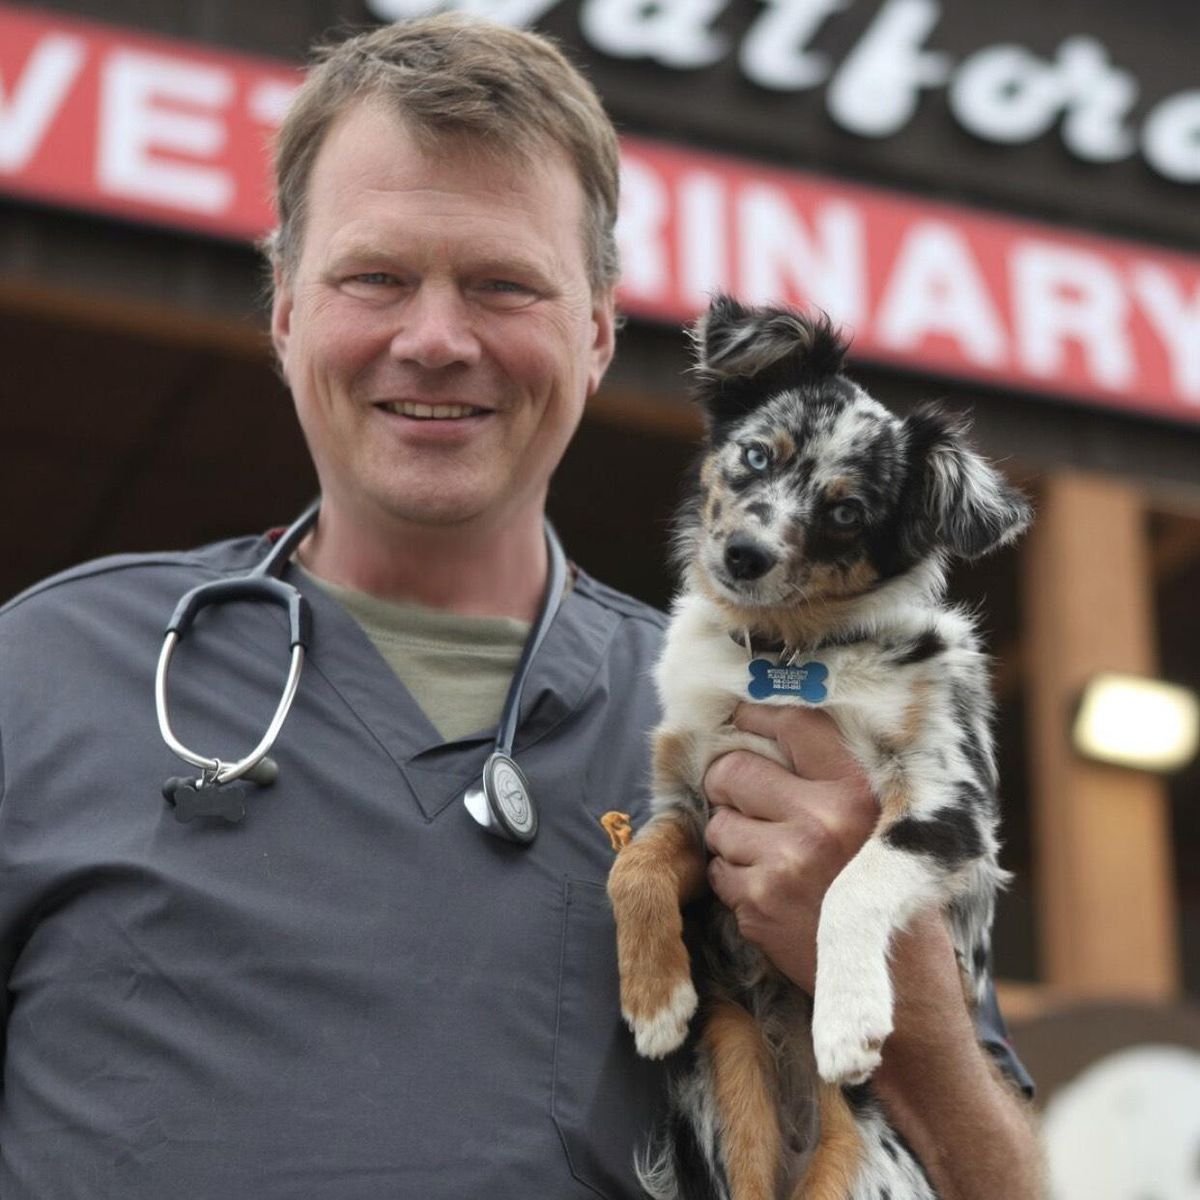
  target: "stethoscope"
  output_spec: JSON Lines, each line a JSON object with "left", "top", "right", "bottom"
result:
{"left": 155, "top": 498, "right": 565, "bottom": 843}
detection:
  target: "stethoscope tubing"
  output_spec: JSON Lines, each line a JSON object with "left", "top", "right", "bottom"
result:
{"left": 154, "top": 499, "right": 319, "bottom": 785}
{"left": 155, "top": 498, "right": 565, "bottom": 844}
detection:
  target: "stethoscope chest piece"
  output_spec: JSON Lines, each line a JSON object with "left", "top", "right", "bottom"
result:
{"left": 463, "top": 751, "right": 538, "bottom": 845}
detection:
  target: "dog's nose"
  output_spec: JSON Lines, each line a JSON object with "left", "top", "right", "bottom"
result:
{"left": 724, "top": 534, "right": 777, "bottom": 581}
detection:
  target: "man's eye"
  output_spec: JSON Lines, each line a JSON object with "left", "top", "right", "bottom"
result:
{"left": 827, "top": 501, "right": 864, "bottom": 529}
{"left": 352, "top": 273, "right": 397, "bottom": 286}
{"left": 743, "top": 444, "right": 771, "bottom": 472}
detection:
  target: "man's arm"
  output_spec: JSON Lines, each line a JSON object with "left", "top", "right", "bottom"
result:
{"left": 703, "top": 705, "right": 1043, "bottom": 1200}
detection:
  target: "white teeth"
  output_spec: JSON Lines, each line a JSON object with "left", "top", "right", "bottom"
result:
{"left": 380, "top": 401, "right": 480, "bottom": 419}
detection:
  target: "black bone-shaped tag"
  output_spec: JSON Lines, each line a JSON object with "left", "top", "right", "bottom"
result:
{"left": 163, "top": 778, "right": 249, "bottom": 824}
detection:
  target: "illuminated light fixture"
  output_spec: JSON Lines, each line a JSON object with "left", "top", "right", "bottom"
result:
{"left": 1072, "top": 673, "right": 1200, "bottom": 773}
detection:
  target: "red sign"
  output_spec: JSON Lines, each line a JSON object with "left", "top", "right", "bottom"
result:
{"left": 0, "top": 3, "right": 298, "bottom": 239}
{"left": 617, "top": 138, "right": 1200, "bottom": 425}
{"left": 1, "top": 3, "right": 1198, "bottom": 424}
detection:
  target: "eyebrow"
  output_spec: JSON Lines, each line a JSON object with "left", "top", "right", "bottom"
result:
{"left": 326, "top": 241, "right": 554, "bottom": 283}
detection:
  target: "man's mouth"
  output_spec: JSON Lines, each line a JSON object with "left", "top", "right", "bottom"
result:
{"left": 374, "top": 401, "right": 489, "bottom": 420}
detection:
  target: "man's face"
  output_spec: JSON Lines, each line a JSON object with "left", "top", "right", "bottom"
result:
{"left": 271, "top": 100, "right": 615, "bottom": 533}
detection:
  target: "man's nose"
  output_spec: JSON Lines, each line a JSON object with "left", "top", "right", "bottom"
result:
{"left": 389, "top": 284, "right": 481, "bottom": 370}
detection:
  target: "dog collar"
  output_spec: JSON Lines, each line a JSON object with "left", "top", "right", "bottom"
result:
{"left": 735, "top": 628, "right": 831, "bottom": 704}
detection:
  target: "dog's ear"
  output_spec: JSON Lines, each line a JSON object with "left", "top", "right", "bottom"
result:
{"left": 689, "top": 294, "right": 847, "bottom": 431}
{"left": 904, "top": 405, "right": 1032, "bottom": 560}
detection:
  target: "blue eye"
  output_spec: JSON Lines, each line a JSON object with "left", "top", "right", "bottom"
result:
{"left": 743, "top": 444, "right": 771, "bottom": 472}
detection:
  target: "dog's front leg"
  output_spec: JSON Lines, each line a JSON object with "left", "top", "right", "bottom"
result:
{"left": 608, "top": 730, "right": 708, "bottom": 1059}
{"left": 811, "top": 829, "right": 945, "bottom": 1085}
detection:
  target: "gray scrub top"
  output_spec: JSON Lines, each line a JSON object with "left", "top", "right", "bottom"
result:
{"left": 0, "top": 534, "right": 670, "bottom": 1199}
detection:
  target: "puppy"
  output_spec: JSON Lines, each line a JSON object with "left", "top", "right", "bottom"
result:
{"left": 607, "top": 294, "right": 1031, "bottom": 1200}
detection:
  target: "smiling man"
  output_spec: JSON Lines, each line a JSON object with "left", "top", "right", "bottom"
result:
{"left": 0, "top": 15, "right": 1039, "bottom": 1200}
{"left": 272, "top": 95, "right": 615, "bottom": 618}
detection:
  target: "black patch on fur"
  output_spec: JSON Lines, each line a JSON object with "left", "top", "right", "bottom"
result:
{"left": 950, "top": 682, "right": 997, "bottom": 790}
{"left": 881, "top": 1137, "right": 899, "bottom": 1162}
{"left": 972, "top": 942, "right": 989, "bottom": 979}
{"left": 746, "top": 501, "right": 772, "bottom": 523}
{"left": 884, "top": 804, "right": 984, "bottom": 869}
{"left": 891, "top": 629, "right": 947, "bottom": 666}
{"left": 709, "top": 497, "right": 723, "bottom": 522}
{"left": 842, "top": 1083, "right": 874, "bottom": 1112}
{"left": 902, "top": 404, "right": 1031, "bottom": 560}
{"left": 691, "top": 295, "right": 850, "bottom": 435}
{"left": 669, "top": 1107, "right": 720, "bottom": 1200}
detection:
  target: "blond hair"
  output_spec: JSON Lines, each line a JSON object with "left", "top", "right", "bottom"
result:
{"left": 267, "top": 14, "right": 620, "bottom": 291}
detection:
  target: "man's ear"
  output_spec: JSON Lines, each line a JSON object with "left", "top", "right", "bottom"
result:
{"left": 689, "top": 293, "right": 848, "bottom": 431}
{"left": 270, "top": 264, "right": 293, "bottom": 377}
{"left": 586, "top": 287, "right": 617, "bottom": 398}
{"left": 905, "top": 405, "right": 1032, "bottom": 560}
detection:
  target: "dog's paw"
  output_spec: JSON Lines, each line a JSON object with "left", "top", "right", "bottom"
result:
{"left": 812, "top": 985, "right": 893, "bottom": 1085}
{"left": 622, "top": 976, "right": 698, "bottom": 1059}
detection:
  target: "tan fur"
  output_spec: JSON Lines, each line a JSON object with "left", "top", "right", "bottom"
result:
{"left": 652, "top": 728, "right": 698, "bottom": 795}
{"left": 798, "top": 559, "right": 880, "bottom": 608}
{"left": 873, "top": 690, "right": 928, "bottom": 825}
{"left": 793, "top": 1082, "right": 864, "bottom": 1200}
{"left": 698, "top": 577, "right": 875, "bottom": 651}
{"left": 607, "top": 812, "right": 706, "bottom": 1023}
{"left": 703, "top": 1001, "right": 784, "bottom": 1200}
{"left": 771, "top": 430, "right": 796, "bottom": 462}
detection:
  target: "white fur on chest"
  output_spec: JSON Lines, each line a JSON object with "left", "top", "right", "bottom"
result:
{"left": 654, "top": 591, "right": 979, "bottom": 785}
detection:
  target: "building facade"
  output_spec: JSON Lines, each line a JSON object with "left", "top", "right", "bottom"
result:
{"left": 2, "top": 0, "right": 1199, "bottom": 1191}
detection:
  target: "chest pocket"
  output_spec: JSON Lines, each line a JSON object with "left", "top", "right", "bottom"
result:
{"left": 553, "top": 878, "right": 670, "bottom": 1198}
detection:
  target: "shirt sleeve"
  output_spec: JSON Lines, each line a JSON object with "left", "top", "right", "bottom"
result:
{"left": 974, "top": 974, "right": 1036, "bottom": 1099}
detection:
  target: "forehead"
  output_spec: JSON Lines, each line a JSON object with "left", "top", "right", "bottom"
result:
{"left": 299, "top": 99, "right": 589, "bottom": 276}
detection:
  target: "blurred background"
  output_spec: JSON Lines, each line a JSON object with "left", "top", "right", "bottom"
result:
{"left": 2, "top": 0, "right": 1198, "bottom": 1193}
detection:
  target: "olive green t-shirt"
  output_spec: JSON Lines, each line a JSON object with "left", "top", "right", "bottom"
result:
{"left": 299, "top": 569, "right": 530, "bottom": 742}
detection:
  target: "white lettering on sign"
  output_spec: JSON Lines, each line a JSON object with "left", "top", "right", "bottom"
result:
{"left": 1142, "top": 91, "right": 1200, "bottom": 184}
{"left": 738, "top": 0, "right": 847, "bottom": 91}
{"left": 607, "top": 140, "right": 1200, "bottom": 422}
{"left": 614, "top": 154, "right": 671, "bottom": 301}
{"left": 875, "top": 222, "right": 1006, "bottom": 366}
{"left": 1132, "top": 265, "right": 1200, "bottom": 404}
{"left": 738, "top": 188, "right": 865, "bottom": 325}
{"left": 98, "top": 49, "right": 234, "bottom": 214}
{"left": 0, "top": 33, "right": 86, "bottom": 171}
{"left": 678, "top": 170, "right": 728, "bottom": 306}
{"left": 580, "top": 0, "right": 728, "bottom": 69}
{"left": 363, "top": 0, "right": 1197, "bottom": 186}
{"left": 950, "top": 37, "right": 1136, "bottom": 161}
{"left": 248, "top": 78, "right": 302, "bottom": 128}
{"left": 825, "top": 0, "right": 949, "bottom": 138}
{"left": 1010, "top": 241, "right": 1134, "bottom": 390}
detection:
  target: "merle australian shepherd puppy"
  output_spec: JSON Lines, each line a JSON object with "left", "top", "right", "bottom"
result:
{"left": 606, "top": 295, "right": 1031, "bottom": 1200}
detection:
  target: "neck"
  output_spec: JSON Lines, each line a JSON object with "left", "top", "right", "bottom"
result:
{"left": 694, "top": 554, "right": 948, "bottom": 647}
{"left": 296, "top": 498, "right": 549, "bottom": 622}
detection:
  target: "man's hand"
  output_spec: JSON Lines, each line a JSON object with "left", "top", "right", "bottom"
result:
{"left": 703, "top": 703, "right": 875, "bottom": 995}
{"left": 701, "top": 702, "right": 1044, "bottom": 1199}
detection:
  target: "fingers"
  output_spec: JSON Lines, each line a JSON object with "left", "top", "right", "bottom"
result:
{"left": 704, "top": 803, "right": 774, "bottom": 867}
{"left": 705, "top": 750, "right": 877, "bottom": 834}
{"left": 730, "top": 703, "right": 861, "bottom": 782}
{"left": 705, "top": 750, "right": 804, "bottom": 824}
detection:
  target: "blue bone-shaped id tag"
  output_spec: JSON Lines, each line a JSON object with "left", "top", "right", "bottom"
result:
{"left": 747, "top": 658, "right": 830, "bottom": 703}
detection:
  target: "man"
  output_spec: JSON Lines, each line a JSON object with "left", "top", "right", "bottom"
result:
{"left": 0, "top": 15, "right": 1039, "bottom": 1198}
